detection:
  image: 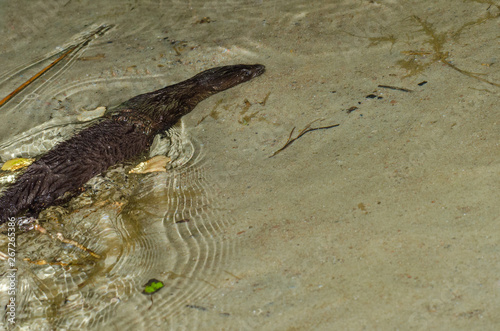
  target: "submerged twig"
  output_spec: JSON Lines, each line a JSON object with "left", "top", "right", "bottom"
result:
{"left": 377, "top": 85, "right": 413, "bottom": 92}
{"left": 442, "top": 59, "right": 500, "bottom": 88}
{"left": 0, "top": 24, "right": 113, "bottom": 108}
{"left": 270, "top": 119, "right": 339, "bottom": 157}
{"left": 0, "top": 46, "right": 77, "bottom": 108}
{"left": 35, "top": 224, "right": 101, "bottom": 258}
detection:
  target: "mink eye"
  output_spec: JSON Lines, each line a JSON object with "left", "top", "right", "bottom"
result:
{"left": 241, "top": 69, "right": 252, "bottom": 77}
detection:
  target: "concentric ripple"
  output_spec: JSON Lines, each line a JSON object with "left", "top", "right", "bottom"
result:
{"left": 0, "top": 19, "right": 244, "bottom": 328}
{"left": 0, "top": 123, "right": 236, "bottom": 330}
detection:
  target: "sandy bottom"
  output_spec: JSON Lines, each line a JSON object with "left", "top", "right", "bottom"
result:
{"left": 0, "top": 0, "right": 499, "bottom": 330}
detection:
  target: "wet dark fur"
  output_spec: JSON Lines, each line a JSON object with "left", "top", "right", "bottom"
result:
{"left": 0, "top": 64, "right": 265, "bottom": 223}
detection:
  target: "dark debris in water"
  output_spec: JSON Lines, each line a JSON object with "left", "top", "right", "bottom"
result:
{"left": 186, "top": 304, "right": 208, "bottom": 311}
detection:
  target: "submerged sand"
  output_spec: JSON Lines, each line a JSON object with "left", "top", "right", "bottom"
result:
{"left": 0, "top": 0, "right": 499, "bottom": 329}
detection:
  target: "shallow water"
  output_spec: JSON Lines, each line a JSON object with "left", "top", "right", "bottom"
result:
{"left": 0, "top": 0, "right": 499, "bottom": 330}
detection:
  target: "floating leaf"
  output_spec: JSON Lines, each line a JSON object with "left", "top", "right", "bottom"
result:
{"left": 129, "top": 155, "right": 171, "bottom": 174}
{"left": 77, "top": 106, "right": 107, "bottom": 122}
{"left": 1, "top": 158, "right": 35, "bottom": 171}
{"left": 143, "top": 279, "right": 164, "bottom": 295}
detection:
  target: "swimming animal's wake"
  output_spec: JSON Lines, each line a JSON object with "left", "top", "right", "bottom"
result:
{"left": 1, "top": 131, "right": 236, "bottom": 329}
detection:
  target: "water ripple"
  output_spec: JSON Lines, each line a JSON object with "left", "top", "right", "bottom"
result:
{"left": 0, "top": 126, "right": 234, "bottom": 329}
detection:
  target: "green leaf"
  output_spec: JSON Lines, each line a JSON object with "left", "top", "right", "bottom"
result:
{"left": 143, "top": 278, "right": 164, "bottom": 295}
